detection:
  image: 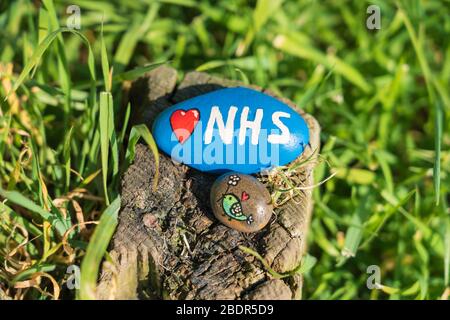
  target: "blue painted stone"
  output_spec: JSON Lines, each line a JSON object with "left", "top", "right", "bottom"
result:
{"left": 152, "top": 87, "right": 309, "bottom": 174}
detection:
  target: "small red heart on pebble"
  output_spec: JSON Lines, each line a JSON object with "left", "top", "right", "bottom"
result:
{"left": 170, "top": 108, "right": 200, "bottom": 144}
{"left": 241, "top": 191, "right": 250, "bottom": 201}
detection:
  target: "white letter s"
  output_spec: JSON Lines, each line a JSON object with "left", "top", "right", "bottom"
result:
{"left": 268, "top": 111, "right": 290, "bottom": 144}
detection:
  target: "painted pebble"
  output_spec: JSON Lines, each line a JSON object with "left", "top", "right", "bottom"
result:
{"left": 152, "top": 87, "right": 309, "bottom": 174}
{"left": 210, "top": 172, "right": 273, "bottom": 233}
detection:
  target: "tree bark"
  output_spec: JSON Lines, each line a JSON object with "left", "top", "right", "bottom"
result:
{"left": 96, "top": 66, "right": 320, "bottom": 300}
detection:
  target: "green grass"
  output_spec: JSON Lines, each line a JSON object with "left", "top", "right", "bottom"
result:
{"left": 0, "top": 0, "right": 449, "bottom": 300}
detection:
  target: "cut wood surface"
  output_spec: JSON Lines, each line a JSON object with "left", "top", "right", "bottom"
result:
{"left": 96, "top": 66, "right": 320, "bottom": 300}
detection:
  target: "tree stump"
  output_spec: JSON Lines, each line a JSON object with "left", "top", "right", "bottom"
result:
{"left": 96, "top": 66, "right": 320, "bottom": 300}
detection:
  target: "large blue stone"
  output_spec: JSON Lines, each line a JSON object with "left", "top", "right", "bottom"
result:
{"left": 152, "top": 87, "right": 309, "bottom": 174}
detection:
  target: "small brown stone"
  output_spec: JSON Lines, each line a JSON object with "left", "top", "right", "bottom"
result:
{"left": 210, "top": 172, "right": 273, "bottom": 233}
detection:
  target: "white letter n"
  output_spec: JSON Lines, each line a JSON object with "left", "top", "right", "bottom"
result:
{"left": 204, "top": 106, "right": 237, "bottom": 144}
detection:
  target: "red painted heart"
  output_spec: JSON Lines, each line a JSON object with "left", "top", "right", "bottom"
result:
{"left": 170, "top": 109, "right": 200, "bottom": 144}
{"left": 241, "top": 191, "right": 250, "bottom": 201}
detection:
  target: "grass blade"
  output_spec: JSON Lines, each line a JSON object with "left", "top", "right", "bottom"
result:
{"left": 239, "top": 245, "right": 316, "bottom": 278}
{"left": 118, "top": 103, "right": 131, "bottom": 145}
{"left": 79, "top": 196, "right": 120, "bottom": 300}
{"left": 273, "top": 33, "right": 372, "bottom": 93}
{"left": 113, "top": 4, "right": 159, "bottom": 73}
{"left": 445, "top": 218, "right": 450, "bottom": 286}
{"left": 63, "top": 126, "right": 73, "bottom": 192}
{"left": 0, "top": 188, "right": 68, "bottom": 236}
{"left": 108, "top": 96, "right": 119, "bottom": 179}
{"left": 99, "top": 92, "right": 112, "bottom": 205}
{"left": 433, "top": 100, "right": 443, "bottom": 205}
{"left": 113, "top": 61, "right": 167, "bottom": 82}
{"left": 100, "top": 22, "right": 111, "bottom": 92}
{"left": 397, "top": 2, "right": 442, "bottom": 205}
{"left": 338, "top": 191, "right": 372, "bottom": 266}
{"left": 7, "top": 28, "right": 96, "bottom": 98}
{"left": 236, "top": 0, "right": 284, "bottom": 56}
